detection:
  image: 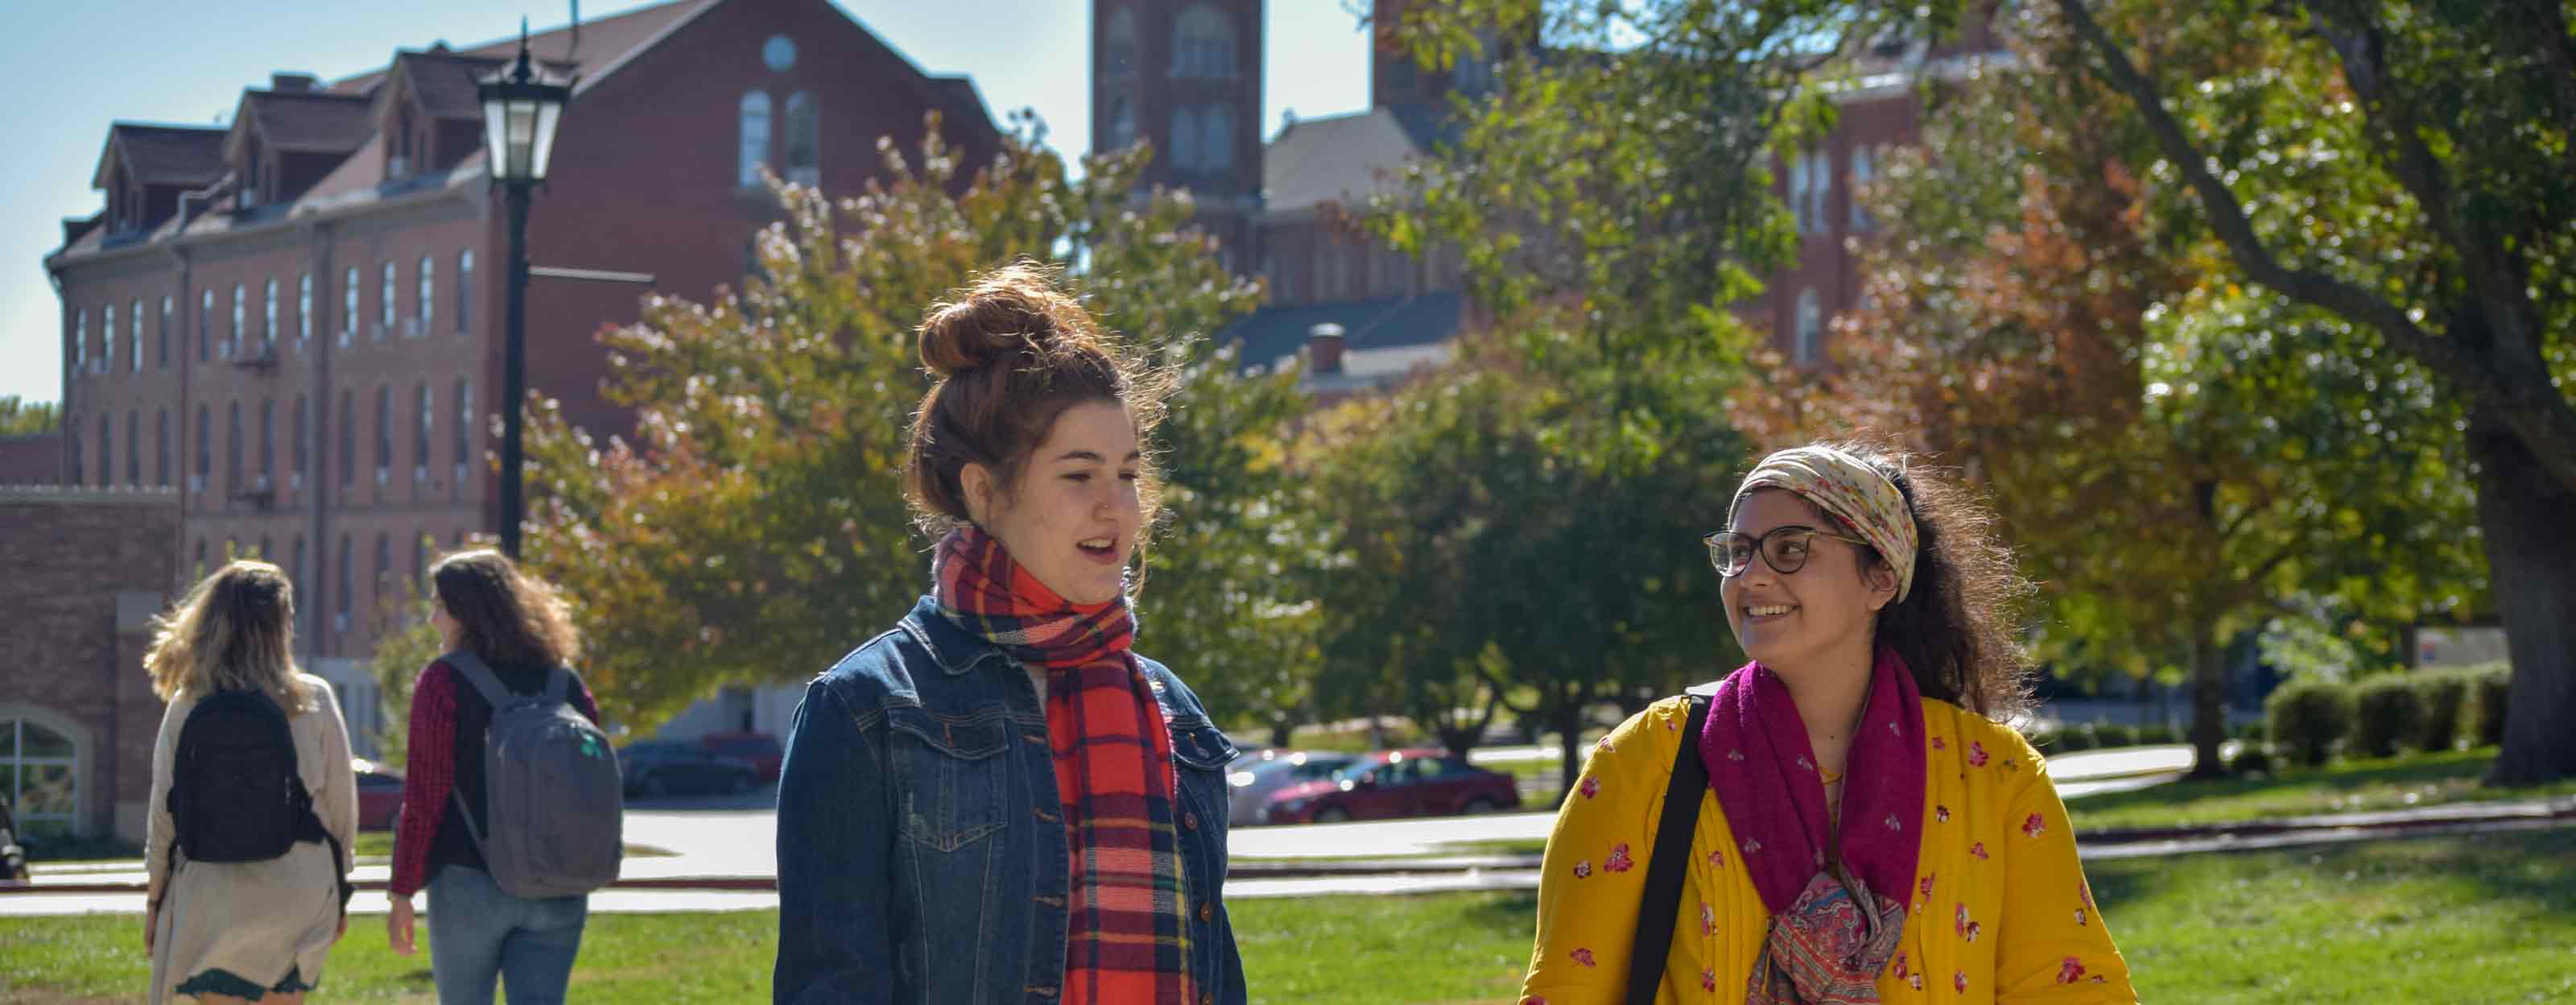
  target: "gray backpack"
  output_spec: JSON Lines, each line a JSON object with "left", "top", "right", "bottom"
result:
{"left": 442, "top": 651, "right": 624, "bottom": 898}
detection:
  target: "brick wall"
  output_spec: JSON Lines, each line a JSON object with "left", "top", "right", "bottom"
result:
{"left": 0, "top": 487, "right": 180, "bottom": 842}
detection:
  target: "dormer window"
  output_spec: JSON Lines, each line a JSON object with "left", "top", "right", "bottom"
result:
{"left": 390, "top": 106, "right": 415, "bottom": 179}
{"left": 239, "top": 146, "right": 263, "bottom": 210}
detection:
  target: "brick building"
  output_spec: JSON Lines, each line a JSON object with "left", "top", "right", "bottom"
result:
{"left": 41, "top": 0, "right": 1000, "bottom": 700}
{"left": 0, "top": 488, "right": 180, "bottom": 844}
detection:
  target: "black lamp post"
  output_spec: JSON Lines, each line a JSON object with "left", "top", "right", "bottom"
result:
{"left": 478, "top": 29, "right": 570, "bottom": 557}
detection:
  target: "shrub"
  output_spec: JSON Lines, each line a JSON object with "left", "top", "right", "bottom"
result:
{"left": 2053, "top": 727, "right": 2096, "bottom": 753}
{"left": 2268, "top": 680, "right": 2356, "bottom": 767}
{"left": 2411, "top": 669, "right": 2472, "bottom": 752}
{"left": 2231, "top": 721, "right": 2268, "bottom": 743}
{"left": 2092, "top": 722, "right": 2139, "bottom": 748}
{"left": 2350, "top": 676, "right": 2425, "bottom": 759}
{"left": 2136, "top": 722, "right": 2178, "bottom": 745}
{"left": 2227, "top": 743, "right": 2275, "bottom": 776}
{"left": 2462, "top": 660, "right": 2512, "bottom": 747}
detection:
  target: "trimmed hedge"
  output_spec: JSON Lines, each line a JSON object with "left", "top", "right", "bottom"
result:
{"left": 2268, "top": 680, "right": 2357, "bottom": 767}
{"left": 2412, "top": 669, "right": 2473, "bottom": 753}
{"left": 2351, "top": 676, "right": 2426, "bottom": 759}
{"left": 2467, "top": 662, "right": 2512, "bottom": 747}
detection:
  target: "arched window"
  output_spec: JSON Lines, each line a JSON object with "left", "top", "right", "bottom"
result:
{"left": 1172, "top": 6, "right": 1234, "bottom": 78}
{"left": 1170, "top": 107, "right": 1201, "bottom": 172}
{"left": 1807, "top": 150, "right": 1831, "bottom": 232}
{"left": 156, "top": 408, "right": 170, "bottom": 486}
{"left": 783, "top": 92, "right": 819, "bottom": 187}
{"left": 1787, "top": 155, "right": 1810, "bottom": 234}
{"left": 374, "top": 386, "right": 392, "bottom": 486}
{"left": 378, "top": 263, "right": 394, "bottom": 332}
{"left": 1849, "top": 145, "right": 1876, "bottom": 232}
{"left": 159, "top": 296, "right": 172, "bottom": 368}
{"left": 456, "top": 250, "right": 473, "bottom": 334}
{"left": 96, "top": 414, "right": 110, "bottom": 488}
{"left": 291, "top": 536, "right": 308, "bottom": 635}
{"left": 418, "top": 255, "right": 435, "bottom": 329}
{"left": 225, "top": 401, "right": 242, "bottom": 497}
{"left": 258, "top": 399, "right": 275, "bottom": 490}
{"left": 193, "top": 403, "right": 209, "bottom": 491}
{"left": 338, "top": 390, "right": 355, "bottom": 488}
{"left": 739, "top": 91, "right": 773, "bottom": 188}
{"left": 130, "top": 299, "right": 142, "bottom": 371}
{"left": 199, "top": 288, "right": 213, "bottom": 361}
{"left": 230, "top": 283, "right": 245, "bottom": 356}
{"left": 263, "top": 278, "right": 278, "bottom": 345}
{"left": 1202, "top": 104, "right": 1235, "bottom": 172}
{"left": 72, "top": 308, "right": 87, "bottom": 372}
{"left": 453, "top": 378, "right": 473, "bottom": 498}
{"left": 0, "top": 717, "right": 80, "bottom": 833}
{"left": 1102, "top": 6, "right": 1140, "bottom": 75}
{"left": 297, "top": 274, "right": 312, "bottom": 344}
{"left": 415, "top": 383, "right": 432, "bottom": 490}
{"left": 1794, "top": 288, "right": 1823, "bottom": 365}
{"left": 1105, "top": 94, "right": 1137, "bottom": 151}
{"left": 291, "top": 395, "right": 308, "bottom": 489}
{"left": 126, "top": 409, "right": 139, "bottom": 486}
{"left": 341, "top": 267, "right": 358, "bottom": 345}
{"left": 103, "top": 304, "right": 114, "bottom": 372}
{"left": 335, "top": 534, "right": 352, "bottom": 634}
{"left": 374, "top": 533, "right": 392, "bottom": 622}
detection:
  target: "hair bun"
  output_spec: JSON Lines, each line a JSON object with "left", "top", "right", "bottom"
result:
{"left": 918, "top": 261, "right": 1094, "bottom": 378}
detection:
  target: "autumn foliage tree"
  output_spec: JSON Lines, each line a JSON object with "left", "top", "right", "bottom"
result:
{"left": 517, "top": 116, "right": 1318, "bottom": 734}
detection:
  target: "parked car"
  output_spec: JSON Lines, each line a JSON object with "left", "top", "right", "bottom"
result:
{"left": 621, "top": 741, "right": 758, "bottom": 797}
{"left": 353, "top": 757, "right": 406, "bottom": 831}
{"left": 1226, "top": 750, "right": 1360, "bottom": 826}
{"left": 1256, "top": 748, "right": 1522, "bottom": 825}
{"left": 696, "top": 731, "right": 786, "bottom": 783}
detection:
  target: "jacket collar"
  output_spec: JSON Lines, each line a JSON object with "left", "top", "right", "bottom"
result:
{"left": 898, "top": 595, "right": 1018, "bottom": 677}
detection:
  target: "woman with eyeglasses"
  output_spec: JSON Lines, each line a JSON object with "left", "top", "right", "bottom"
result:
{"left": 1519, "top": 443, "right": 2136, "bottom": 1004}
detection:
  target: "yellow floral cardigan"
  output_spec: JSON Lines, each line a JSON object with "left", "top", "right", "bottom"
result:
{"left": 1521, "top": 696, "right": 2137, "bottom": 1004}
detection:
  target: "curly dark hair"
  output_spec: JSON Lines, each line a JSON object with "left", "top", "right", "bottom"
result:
{"left": 1825, "top": 441, "right": 2037, "bottom": 720}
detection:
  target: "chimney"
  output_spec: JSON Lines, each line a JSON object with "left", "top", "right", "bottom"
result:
{"left": 1307, "top": 322, "right": 1347, "bottom": 374}
{"left": 270, "top": 72, "right": 317, "bottom": 93}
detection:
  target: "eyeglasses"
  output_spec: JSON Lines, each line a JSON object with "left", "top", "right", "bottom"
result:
{"left": 1703, "top": 525, "right": 1874, "bottom": 577}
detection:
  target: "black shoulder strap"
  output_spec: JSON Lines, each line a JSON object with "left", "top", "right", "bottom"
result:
{"left": 440, "top": 650, "right": 513, "bottom": 707}
{"left": 1625, "top": 693, "right": 1712, "bottom": 1005}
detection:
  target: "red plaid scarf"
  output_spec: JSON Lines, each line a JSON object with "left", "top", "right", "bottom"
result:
{"left": 931, "top": 526, "right": 1195, "bottom": 1005}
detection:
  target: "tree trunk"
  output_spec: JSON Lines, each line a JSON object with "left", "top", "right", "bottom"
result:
{"left": 2186, "top": 629, "right": 2230, "bottom": 779}
{"left": 2469, "top": 416, "right": 2576, "bottom": 785}
{"left": 1555, "top": 685, "right": 1587, "bottom": 804}
{"left": 1268, "top": 717, "right": 1295, "bottom": 751}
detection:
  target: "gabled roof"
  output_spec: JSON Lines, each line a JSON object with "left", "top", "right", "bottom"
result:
{"left": 91, "top": 124, "right": 227, "bottom": 190}
{"left": 330, "top": 0, "right": 713, "bottom": 97}
{"left": 1262, "top": 108, "right": 1428, "bottom": 217}
{"left": 228, "top": 89, "right": 375, "bottom": 159}
{"left": 379, "top": 50, "right": 514, "bottom": 121}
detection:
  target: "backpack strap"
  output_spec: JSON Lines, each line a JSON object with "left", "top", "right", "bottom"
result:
{"left": 439, "top": 650, "right": 514, "bottom": 708}
{"left": 542, "top": 665, "right": 571, "bottom": 704}
{"left": 1624, "top": 691, "right": 1713, "bottom": 1005}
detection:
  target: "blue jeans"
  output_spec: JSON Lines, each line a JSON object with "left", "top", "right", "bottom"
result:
{"left": 426, "top": 864, "right": 588, "bottom": 1005}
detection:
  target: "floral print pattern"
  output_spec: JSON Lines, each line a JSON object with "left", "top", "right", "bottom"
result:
{"left": 1605, "top": 843, "right": 1635, "bottom": 874}
{"left": 1569, "top": 948, "right": 1596, "bottom": 968}
{"left": 1579, "top": 775, "right": 1600, "bottom": 800}
{"left": 2022, "top": 812, "right": 2049, "bottom": 838}
{"left": 1967, "top": 741, "right": 1989, "bottom": 767}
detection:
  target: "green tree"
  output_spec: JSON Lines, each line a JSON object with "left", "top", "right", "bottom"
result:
{"left": 0, "top": 396, "right": 60, "bottom": 436}
{"left": 1393, "top": 0, "right": 2570, "bottom": 783}
{"left": 1749, "top": 10, "right": 2485, "bottom": 777}
{"left": 2040, "top": 0, "right": 2576, "bottom": 782}
{"left": 518, "top": 115, "right": 1320, "bottom": 735}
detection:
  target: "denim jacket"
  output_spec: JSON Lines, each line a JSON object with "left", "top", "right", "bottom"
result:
{"left": 774, "top": 597, "right": 1246, "bottom": 1004}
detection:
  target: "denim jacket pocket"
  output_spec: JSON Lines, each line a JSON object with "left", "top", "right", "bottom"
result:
{"left": 885, "top": 705, "right": 1012, "bottom": 853}
{"left": 1165, "top": 718, "right": 1240, "bottom": 845}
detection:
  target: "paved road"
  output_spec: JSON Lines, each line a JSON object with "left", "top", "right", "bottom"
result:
{"left": 3, "top": 744, "right": 2202, "bottom": 917}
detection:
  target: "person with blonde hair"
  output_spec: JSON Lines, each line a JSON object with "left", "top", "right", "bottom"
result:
{"left": 774, "top": 262, "right": 1246, "bottom": 1003}
{"left": 143, "top": 560, "right": 357, "bottom": 1004}
{"left": 386, "top": 548, "right": 611, "bottom": 1005}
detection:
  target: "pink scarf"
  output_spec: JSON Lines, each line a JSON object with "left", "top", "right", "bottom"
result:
{"left": 1701, "top": 648, "right": 1926, "bottom": 1003}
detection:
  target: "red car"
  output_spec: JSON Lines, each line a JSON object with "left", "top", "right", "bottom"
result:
{"left": 353, "top": 758, "right": 405, "bottom": 831}
{"left": 1256, "top": 748, "right": 1522, "bottom": 825}
{"left": 697, "top": 731, "right": 786, "bottom": 783}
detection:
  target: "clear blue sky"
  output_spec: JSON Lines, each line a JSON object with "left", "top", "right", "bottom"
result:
{"left": 0, "top": 0, "right": 1373, "bottom": 406}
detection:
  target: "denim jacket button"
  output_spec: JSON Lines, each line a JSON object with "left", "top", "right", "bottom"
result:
{"left": 1199, "top": 901, "right": 1212, "bottom": 922}
{"left": 1183, "top": 812, "right": 1199, "bottom": 830}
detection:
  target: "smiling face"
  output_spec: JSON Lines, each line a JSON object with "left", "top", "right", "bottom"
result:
{"left": 963, "top": 400, "right": 1143, "bottom": 606}
{"left": 1719, "top": 488, "right": 1899, "bottom": 676}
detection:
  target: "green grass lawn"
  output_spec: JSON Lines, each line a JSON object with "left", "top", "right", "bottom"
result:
{"left": 6, "top": 826, "right": 2568, "bottom": 1003}
{"left": 2066, "top": 747, "right": 2576, "bottom": 832}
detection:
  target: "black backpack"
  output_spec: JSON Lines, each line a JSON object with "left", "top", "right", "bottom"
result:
{"left": 166, "top": 688, "right": 353, "bottom": 904}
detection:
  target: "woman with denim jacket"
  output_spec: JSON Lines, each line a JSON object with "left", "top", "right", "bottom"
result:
{"left": 774, "top": 262, "right": 1246, "bottom": 1005}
